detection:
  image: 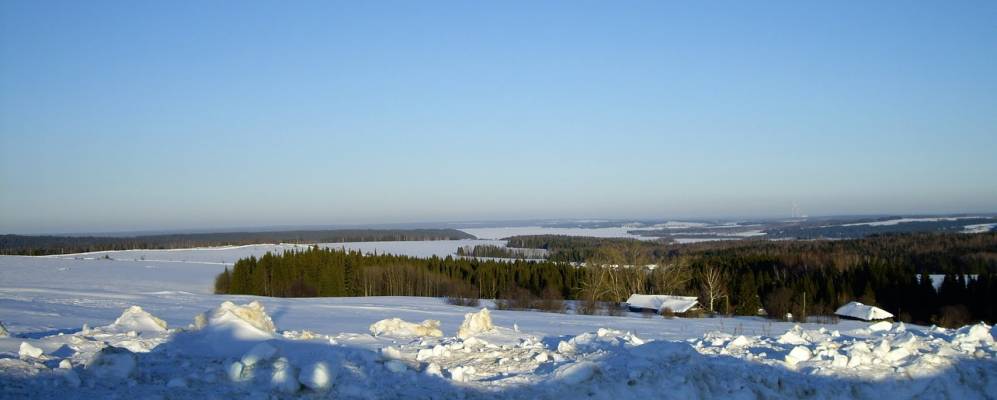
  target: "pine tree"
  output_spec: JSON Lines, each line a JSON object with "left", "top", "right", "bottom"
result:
{"left": 734, "top": 272, "right": 761, "bottom": 315}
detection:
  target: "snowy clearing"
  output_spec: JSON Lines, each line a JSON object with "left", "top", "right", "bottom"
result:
{"left": 964, "top": 223, "right": 997, "bottom": 234}
{"left": 44, "top": 239, "right": 509, "bottom": 265}
{"left": 842, "top": 217, "right": 978, "bottom": 227}
{"left": 1, "top": 249, "right": 995, "bottom": 399}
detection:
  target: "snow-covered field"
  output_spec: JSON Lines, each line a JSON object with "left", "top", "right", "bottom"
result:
{"left": 842, "top": 217, "right": 979, "bottom": 227}
{"left": 1, "top": 247, "right": 995, "bottom": 399}
{"left": 45, "top": 239, "right": 509, "bottom": 265}
{"left": 964, "top": 223, "right": 997, "bottom": 234}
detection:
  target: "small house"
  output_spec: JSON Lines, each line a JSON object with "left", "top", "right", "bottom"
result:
{"left": 834, "top": 301, "right": 894, "bottom": 321}
{"left": 625, "top": 294, "right": 699, "bottom": 314}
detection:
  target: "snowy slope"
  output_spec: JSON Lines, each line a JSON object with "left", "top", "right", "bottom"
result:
{"left": 1, "top": 250, "right": 995, "bottom": 399}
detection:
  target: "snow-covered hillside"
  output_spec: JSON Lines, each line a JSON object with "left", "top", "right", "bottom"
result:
{"left": 1, "top": 248, "right": 995, "bottom": 399}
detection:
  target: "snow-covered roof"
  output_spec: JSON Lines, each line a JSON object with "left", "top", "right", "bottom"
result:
{"left": 834, "top": 301, "right": 894, "bottom": 321}
{"left": 626, "top": 294, "right": 698, "bottom": 313}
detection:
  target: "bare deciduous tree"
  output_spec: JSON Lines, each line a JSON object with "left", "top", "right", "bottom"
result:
{"left": 700, "top": 265, "right": 727, "bottom": 313}
{"left": 650, "top": 260, "right": 692, "bottom": 295}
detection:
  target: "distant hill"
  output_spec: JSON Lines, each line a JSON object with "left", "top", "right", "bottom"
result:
{"left": 0, "top": 229, "right": 476, "bottom": 255}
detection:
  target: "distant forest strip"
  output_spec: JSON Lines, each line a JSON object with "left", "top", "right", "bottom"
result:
{"left": 506, "top": 232, "right": 997, "bottom": 268}
{"left": 0, "top": 229, "right": 475, "bottom": 255}
{"left": 455, "top": 245, "right": 548, "bottom": 259}
{"left": 216, "top": 233, "right": 997, "bottom": 327}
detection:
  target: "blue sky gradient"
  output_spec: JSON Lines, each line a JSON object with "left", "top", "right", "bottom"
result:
{"left": 2, "top": 1, "right": 996, "bottom": 234}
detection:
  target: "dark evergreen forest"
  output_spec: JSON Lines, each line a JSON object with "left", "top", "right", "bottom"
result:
{"left": 216, "top": 233, "right": 997, "bottom": 327}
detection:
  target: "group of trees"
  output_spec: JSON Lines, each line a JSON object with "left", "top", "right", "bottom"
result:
{"left": 568, "top": 233, "right": 997, "bottom": 326}
{"left": 455, "top": 245, "right": 547, "bottom": 259}
{"left": 0, "top": 229, "right": 473, "bottom": 255}
{"left": 215, "top": 246, "right": 582, "bottom": 301}
{"left": 216, "top": 233, "right": 997, "bottom": 327}
{"left": 505, "top": 235, "right": 674, "bottom": 263}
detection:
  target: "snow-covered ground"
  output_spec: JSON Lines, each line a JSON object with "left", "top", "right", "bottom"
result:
{"left": 1, "top": 248, "right": 995, "bottom": 399}
{"left": 44, "top": 239, "right": 510, "bottom": 265}
{"left": 964, "top": 223, "right": 997, "bottom": 234}
{"left": 842, "top": 217, "right": 979, "bottom": 227}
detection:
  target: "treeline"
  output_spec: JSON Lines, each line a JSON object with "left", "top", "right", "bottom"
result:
{"left": 215, "top": 246, "right": 581, "bottom": 301}
{"left": 762, "top": 217, "right": 997, "bottom": 239}
{"left": 553, "top": 233, "right": 997, "bottom": 326}
{"left": 507, "top": 232, "right": 997, "bottom": 275}
{"left": 505, "top": 235, "right": 673, "bottom": 262}
{"left": 0, "top": 229, "right": 474, "bottom": 256}
{"left": 455, "top": 245, "right": 548, "bottom": 259}
{"left": 216, "top": 233, "right": 997, "bottom": 327}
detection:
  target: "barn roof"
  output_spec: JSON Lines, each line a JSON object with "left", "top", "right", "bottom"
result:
{"left": 626, "top": 294, "right": 699, "bottom": 313}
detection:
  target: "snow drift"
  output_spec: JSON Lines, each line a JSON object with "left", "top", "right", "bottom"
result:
{"left": 369, "top": 318, "right": 443, "bottom": 338}
{"left": 106, "top": 306, "right": 168, "bottom": 333}
{"left": 192, "top": 300, "right": 276, "bottom": 337}
{"left": 178, "top": 301, "right": 278, "bottom": 356}
{"left": 0, "top": 300, "right": 995, "bottom": 399}
{"left": 456, "top": 308, "right": 495, "bottom": 339}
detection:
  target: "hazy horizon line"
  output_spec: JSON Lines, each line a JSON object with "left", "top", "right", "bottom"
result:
{"left": 5, "top": 211, "right": 996, "bottom": 237}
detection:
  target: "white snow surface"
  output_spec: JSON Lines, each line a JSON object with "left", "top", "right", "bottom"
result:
{"left": 370, "top": 318, "right": 444, "bottom": 338}
{"left": 835, "top": 302, "right": 895, "bottom": 321}
{"left": 842, "top": 217, "right": 976, "bottom": 227}
{"left": 963, "top": 223, "right": 997, "bottom": 233}
{"left": 44, "top": 239, "right": 509, "bottom": 264}
{"left": 1, "top": 249, "right": 996, "bottom": 399}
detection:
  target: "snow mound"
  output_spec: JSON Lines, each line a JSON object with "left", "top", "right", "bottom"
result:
{"left": 193, "top": 300, "right": 276, "bottom": 339}
{"left": 456, "top": 308, "right": 495, "bottom": 339}
{"left": 226, "top": 360, "right": 246, "bottom": 382}
{"left": 955, "top": 323, "right": 994, "bottom": 343}
{"left": 555, "top": 361, "right": 599, "bottom": 384}
{"left": 179, "top": 301, "right": 278, "bottom": 356}
{"left": 778, "top": 325, "right": 810, "bottom": 345}
{"left": 558, "top": 329, "right": 645, "bottom": 354}
{"left": 785, "top": 346, "right": 812, "bottom": 365}
{"left": 835, "top": 301, "right": 894, "bottom": 321}
{"left": 270, "top": 357, "right": 300, "bottom": 393}
{"left": 241, "top": 342, "right": 278, "bottom": 367}
{"left": 726, "top": 335, "right": 752, "bottom": 349}
{"left": 107, "top": 306, "right": 167, "bottom": 333}
{"left": 298, "top": 361, "right": 334, "bottom": 391}
{"left": 369, "top": 318, "right": 443, "bottom": 338}
{"left": 868, "top": 321, "right": 892, "bottom": 332}
{"left": 448, "top": 365, "right": 476, "bottom": 382}
{"left": 19, "top": 342, "right": 44, "bottom": 359}
{"left": 86, "top": 347, "right": 137, "bottom": 380}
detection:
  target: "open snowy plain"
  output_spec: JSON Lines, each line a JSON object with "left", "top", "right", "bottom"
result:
{"left": 1, "top": 243, "right": 995, "bottom": 399}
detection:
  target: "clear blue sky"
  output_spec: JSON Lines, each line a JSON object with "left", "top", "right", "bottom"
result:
{"left": 2, "top": 1, "right": 996, "bottom": 234}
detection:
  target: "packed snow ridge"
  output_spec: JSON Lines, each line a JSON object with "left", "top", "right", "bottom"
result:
{"left": 370, "top": 318, "right": 444, "bottom": 338}
{"left": 1, "top": 301, "right": 996, "bottom": 399}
